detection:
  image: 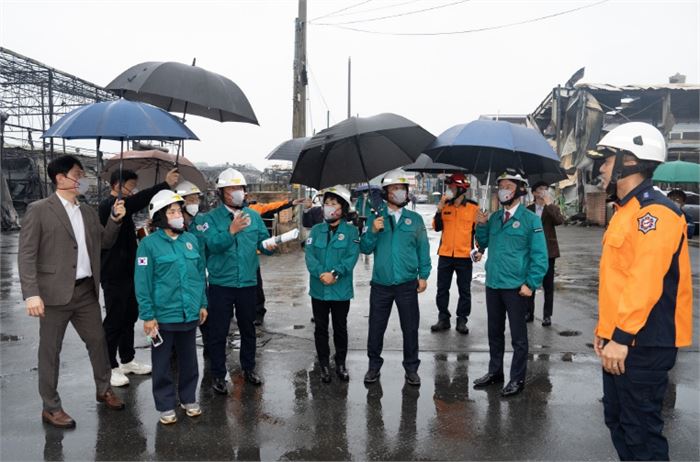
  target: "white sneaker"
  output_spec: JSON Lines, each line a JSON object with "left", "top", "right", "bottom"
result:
{"left": 180, "top": 403, "right": 202, "bottom": 417}
{"left": 120, "top": 360, "right": 152, "bottom": 375}
{"left": 159, "top": 410, "right": 177, "bottom": 425}
{"left": 110, "top": 367, "right": 130, "bottom": 387}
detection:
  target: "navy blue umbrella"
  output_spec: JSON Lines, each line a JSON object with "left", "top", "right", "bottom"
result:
{"left": 42, "top": 99, "right": 198, "bottom": 202}
{"left": 424, "top": 119, "right": 564, "bottom": 183}
{"left": 41, "top": 99, "right": 199, "bottom": 141}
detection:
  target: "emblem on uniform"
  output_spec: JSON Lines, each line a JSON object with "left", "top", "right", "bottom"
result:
{"left": 186, "top": 242, "right": 193, "bottom": 250}
{"left": 137, "top": 257, "right": 148, "bottom": 266}
{"left": 512, "top": 221, "right": 520, "bottom": 229}
{"left": 404, "top": 218, "right": 412, "bottom": 225}
{"left": 199, "top": 222, "right": 209, "bottom": 232}
{"left": 195, "top": 224, "right": 203, "bottom": 231}
{"left": 306, "top": 237, "right": 313, "bottom": 245}
{"left": 638, "top": 212, "right": 658, "bottom": 234}
{"left": 338, "top": 233, "right": 345, "bottom": 241}
{"left": 362, "top": 226, "right": 368, "bottom": 234}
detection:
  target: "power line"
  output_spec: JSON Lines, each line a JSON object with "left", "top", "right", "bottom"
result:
{"left": 319, "top": 0, "right": 424, "bottom": 20}
{"left": 313, "top": 0, "right": 471, "bottom": 26}
{"left": 310, "top": 0, "right": 373, "bottom": 22}
{"left": 315, "top": 0, "right": 609, "bottom": 35}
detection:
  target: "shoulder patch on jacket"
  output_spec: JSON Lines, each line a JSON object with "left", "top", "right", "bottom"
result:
{"left": 137, "top": 257, "right": 148, "bottom": 266}
{"left": 638, "top": 212, "right": 658, "bottom": 234}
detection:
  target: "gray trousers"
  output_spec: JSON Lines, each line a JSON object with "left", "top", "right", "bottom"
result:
{"left": 39, "top": 278, "right": 111, "bottom": 411}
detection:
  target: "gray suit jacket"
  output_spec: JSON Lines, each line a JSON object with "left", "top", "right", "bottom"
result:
{"left": 18, "top": 193, "right": 121, "bottom": 306}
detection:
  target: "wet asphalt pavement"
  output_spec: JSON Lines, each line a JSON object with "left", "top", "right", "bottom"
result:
{"left": 1, "top": 204, "right": 699, "bottom": 461}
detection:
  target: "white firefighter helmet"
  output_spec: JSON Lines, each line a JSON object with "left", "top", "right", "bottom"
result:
{"left": 496, "top": 168, "right": 528, "bottom": 186}
{"left": 175, "top": 180, "right": 202, "bottom": 197}
{"left": 216, "top": 168, "right": 247, "bottom": 188}
{"left": 381, "top": 169, "right": 412, "bottom": 188}
{"left": 148, "top": 190, "right": 184, "bottom": 219}
{"left": 591, "top": 122, "right": 667, "bottom": 163}
{"left": 321, "top": 185, "right": 355, "bottom": 212}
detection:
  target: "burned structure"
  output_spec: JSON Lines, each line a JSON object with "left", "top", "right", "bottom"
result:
{"left": 529, "top": 73, "right": 699, "bottom": 224}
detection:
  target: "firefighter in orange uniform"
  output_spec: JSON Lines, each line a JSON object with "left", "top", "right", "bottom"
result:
{"left": 588, "top": 122, "right": 692, "bottom": 461}
{"left": 431, "top": 173, "right": 479, "bottom": 334}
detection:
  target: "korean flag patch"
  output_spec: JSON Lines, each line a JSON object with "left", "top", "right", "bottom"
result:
{"left": 306, "top": 237, "right": 313, "bottom": 245}
{"left": 638, "top": 212, "right": 658, "bottom": 234}
{"left": 137, "top": 257, "right": 148, "bottom": 266}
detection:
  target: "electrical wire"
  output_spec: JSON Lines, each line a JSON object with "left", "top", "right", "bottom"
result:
{"left": 326, "top": 0, "right": 424, "bottom": 19}
{"left": 313, "top": 0, "right": 471, "bottom": 25}
{"left": 310, "top": 0, "right": 373, "bottom": 22}
{"left": 314, "top": 0, "right": 609, "bottom": 35}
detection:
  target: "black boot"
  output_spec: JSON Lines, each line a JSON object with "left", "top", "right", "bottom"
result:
{"left": 336, "top": 364, "right": 350, "bottom": 382}
{"left": 430, "top": 319, "right": 450, "bottom": 332}
{"left": 320, "top": 366, "right": 332, "bottom": 383}
{"left": 456, "top": 317, "right": 469, "bottom": 335}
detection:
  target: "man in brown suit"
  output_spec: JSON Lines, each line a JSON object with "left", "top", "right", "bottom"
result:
{"left": 526, "top": 181, "right": 565, "bottom": 326}
{"left": 18, "top": 155, "right": 127, "bottom": 429}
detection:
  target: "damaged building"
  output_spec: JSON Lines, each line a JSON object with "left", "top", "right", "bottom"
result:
{"left": 529, "top": 72, "right": 699, "bottom": 225}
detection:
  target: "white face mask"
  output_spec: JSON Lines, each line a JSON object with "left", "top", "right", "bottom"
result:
{"left": 390, "top": 189, "right": 407, "bottom": 205}
{"left": 444, "top": 189, "right": 455, "bottom": 200}
{"left": 323, "top": 204, "right": 341, "bottom": 222}
{"left": 65, "top": 176, "right": 89, "bottom": 195}
{"left": 168, "top": 217, "right": 185, "bottom": 230}
{"left": 185, "top": 203, "right": 199, "bottom": 216}
{"left": 498, "top": 188, "right": 515, "bottom": 204}
{"left": 228, "top": 190, "right": 245, "bottom": 207}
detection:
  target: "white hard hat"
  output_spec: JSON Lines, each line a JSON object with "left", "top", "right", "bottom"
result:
{"left": 497, "top": 168, "right": 528, "bottom": 186}
{"left": 321, "top": 185, "right": 355, "bottom": 212}
{"left": 216, "top": 168, "right": 247, "bottom": 188}
{"left": 591, "top": 122, "right": 667, "bottom": 163}
{"left": 175, "top": 180, "right": 202, "bottom": 197}
{"left": 381, "top": 168, "right": 412, "bottom": 188}
{"left": 148, "top": 190, "right": 184, "bottom": 219}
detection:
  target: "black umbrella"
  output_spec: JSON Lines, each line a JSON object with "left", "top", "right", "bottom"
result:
{"left": 403, "top": 153, "right": 466, "bottom": 174}
{"left": 290, "top": 113, "right": 435, "bottom": 190}
{"left": 106, "top": 60, "right": 258, "bottom": 125}
{"left": 266, "top": 136, "right": 311, "bottom": 164}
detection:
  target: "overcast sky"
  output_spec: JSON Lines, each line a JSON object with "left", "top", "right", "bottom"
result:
{"left": 1, "top": 0, "right": 698, "bottom": 169}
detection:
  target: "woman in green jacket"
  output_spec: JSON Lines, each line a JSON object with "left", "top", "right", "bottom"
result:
{"left": 135, "top": 190, "right": 208, "bottom": 425}
{"left": 305, "top": 185, "right": 360, "bottom": 383}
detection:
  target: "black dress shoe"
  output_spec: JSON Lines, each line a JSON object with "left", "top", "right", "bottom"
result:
{"left": 336, "top": 365, "right": 350, "bottom": 382}
{"left": 542, "top": 316, "right": 552, "bottom": 327}
{"left": 320, "top": 366, "right": 332, "bottom": 383}
{"left": 456, "top": 317, "right": 469, "bottom": 335}
{"left": 253, "top": 314, "right": 264, "bottom": 326}
{"left": 405, "top": 371, "right": 421, "bottom": 386}
{"left": 363, "top": 369, "right": 381, "bottom": 384}
{"left": 430, "top": 319, "right": 451, "bottom": 332}
{"left": 212, "top": 377, "right": 228, "bottom": 395}
{"left": 501, "top": 380, "right": 525, "bottom": 397}
{"left": 524, "top": 313, "right": 534, "bottom": 323}
{"left": 473, "top": 372, "right": 504, "bottom": 388}
{"left": 243, "top": 370, "right": 263, "bottom": 386}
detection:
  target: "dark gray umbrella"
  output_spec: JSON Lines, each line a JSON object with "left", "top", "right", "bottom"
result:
{"left": 404, "top": 153, "right": 466, "bottom": 174}
{"left": 106, "top": 61, "right": 258, "bottom": 125}
{"left": 266, "top": 136, "right": 311, "bottom": 163}
{"left": 290, "top": 113, "right": 435, "bottom": 189}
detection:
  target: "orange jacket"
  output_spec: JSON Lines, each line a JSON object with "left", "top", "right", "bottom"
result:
{"left": 433, "top": 199, "right": 479, "bottom": 258}
{"left": 596, "top": 180, "right": 692, "bottom": 347}
{"left": 248, "top": 199, "right": 292, "bottom": 218}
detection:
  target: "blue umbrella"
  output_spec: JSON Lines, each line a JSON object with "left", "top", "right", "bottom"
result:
{"left": 265, "top": 136, "right": 311, "bottom": 164}
{"left": 41, "top": 99, "right": 199, "bottom": 141}
{"left": 424, "top": 119, "right": 564, "bottom": 183}
{"left": 42, "top": 99, "right": 198, "bottom": 201}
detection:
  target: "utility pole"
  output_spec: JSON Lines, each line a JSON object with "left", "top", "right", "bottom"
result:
{"left": 292, "top": 0, "right": 307, "bottom": 138}
{"left": 347, "top": 56, "right": 351, "bottom": 119}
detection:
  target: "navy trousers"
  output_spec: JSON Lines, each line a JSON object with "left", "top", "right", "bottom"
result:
{"left": 435, "top": 256, "right": 473, "bottom": 322}
{"left": 527, "top": 258, "right": 556, "bottom": 319}
{"left": 151, "top": 326, "right": 198, "bottom": 412}
{"left": 206, "top": 284, "right": 257, "bottom": 378}
{"left": 367, "top": 280, "right": 420, "bottom": 373}
{"left": 603, "top": 346, "right": 677, "bottom": 461}
{"left": 485, "top": 287, "right": 529, "bottom": 382}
